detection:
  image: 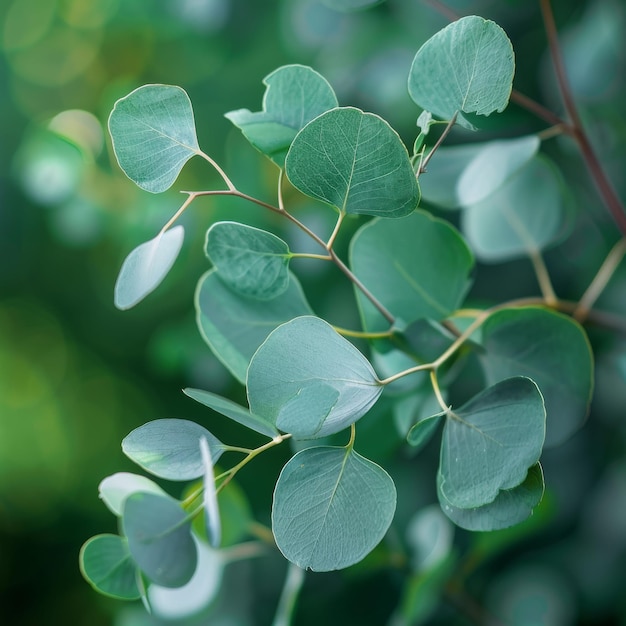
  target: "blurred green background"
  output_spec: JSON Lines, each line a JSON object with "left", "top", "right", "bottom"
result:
{"left": 2, "top": 0, "right": 626, "bottom": 624}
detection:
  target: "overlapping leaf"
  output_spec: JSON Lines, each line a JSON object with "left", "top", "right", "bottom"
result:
{"left": 272, "top": 446, "right": 396, "bottom": 570}
{"left": 98, "top": 472, "right": 167, "bottom": 516}
{"left": 225, "top": 64, "right": 338, "bottom": 167}
{"left": 286, "top": 107, "right": 420, "bottom": 218}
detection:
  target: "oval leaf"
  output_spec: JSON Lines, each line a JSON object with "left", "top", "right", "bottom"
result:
{"left": 99, "top": 472, "right": 168, "bottom": 516}
{"left": 199, "top": 437, "right": 221, "bottom": 547}
{"left": 225, "top": 64, "right": 338, "bottom": 167}
{"left": 350, "top": 211, "right": 474, "bottom": 331}
{"left": 461, "top": 155, "right": 567, "bottom": 261}
{"left": 408, "top": 16, "right": 515, "bottom": 128}
{"left": 122, "top": 492, "right": 197, "bottom": 588}
{"left": 114, "top": 225, "right": 184, "bottom": 310}
{"left": 286, "top": 107, "right": 420, "bottom": 218}
{"left": 80, "top": 534, "right": 140, "bottom": 600}
{"left": 108, "top": 84, "right": 199, "bottom": 192}
{"left": 206, "top": 222, "right": 291, "bottom": 299}
{"left": 122, "top": 418, "right": 223, "bottom": 481}
{"left": 272, "top": 446, "right": 396, "bottom": 571}
{"left": 247, "top": 316, "right": 383, "bottom": 438}
{"left": 480, "top": 307, "right": 594, "bottom": 446}
{"left": 183, "top": 387, "right": 278, "bottom": 438}
{"left": 438, "top": 463, "right": 545, "bottom": 531}
{"left": 440, "top": 377, "right": 546, "bottom": 509}
{"left": 196, "top": 269, "right": 313, "bottom": 384}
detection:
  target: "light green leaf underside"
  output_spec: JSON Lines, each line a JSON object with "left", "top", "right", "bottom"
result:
{"left": 438, "top": 463, "right": 544, "bottom": 531}
{"left": 122, "top": 492, "right": 197, "bottom": 588}
{"left": 286, "top": 106, "right": 420, "bottom": 218}
{"left": 408, "top": 16, "right": 515, "bottom": 129}
{"left": 183, "top": 387, "right": 278, "bottom": 438}
{"left": 225, "top": 64, "right": 338, "bottom": 167}
{"left": 350, "top": 211, "right": 474, "bottom": 332}
{"left": 272, "top": 446, "right": 396, "bottom": 571}
{"left": 114, "top": 226, "right": 184, "bottom": 310}
{"left": 98, "top": 472, "right": 168, "bottom": 516}
{"left": 206, "top": 221, "right": 290, "bottom": 300}
{"left": 481, "top": 307, "right": 594, "bottom": 446}
{"left": 247, "top": 316, "right": 383, "bottom": 438}
{"left": 440, "top": 377, "right": 545, "bottom": 509}
{"left": 199, "top": 437, "right": 221, "bottom": 547}
{"left": 122, "top": 418, "right": 223, "bottom": 481}
{"left": 461, "top": 155, "right": 567, "bottom": 261}
{"left": 195, "top": 269, "right": 313, "bottom": 384}
{"left": 108, "top": 84, "right": 199, "bottom": 192}
{"left": 80, "top": 534, "right": 140, "bottom": 600}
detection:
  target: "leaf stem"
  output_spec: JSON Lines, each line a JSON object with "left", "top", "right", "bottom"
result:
{"left": 272, "top": 564, "right": 305, "bottom": 626}
{"left": 327, "top": 211, "right": 345, "bottom": 251}
{"left": 429, "top": 370, "right": 450, "bottom": 414}
{"left": 574, "top": 237, "right": 626, "bottom": 322}
{"left": 332, "top": 325, "right": 394, "bottom": 340}
{"left": 419, "top": 112, "right": 458, "bottom": 174}
{"left": 198, "top": 150, "right": 236, "bottom": 191}
{"left": 529, "top": 248, "right": 558, "bottom": 306}
{"left": 159, "top": 192, "right": 197, "bottom": 234}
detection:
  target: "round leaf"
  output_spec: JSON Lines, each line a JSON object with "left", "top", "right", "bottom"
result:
{"left": 286, "top": 107, "right": 420, "bottom": 218}
{"left": 440, "top": 377, "right": 546, "bottom": 509}
{"left": 99, "top": 472, "right": 168, "bottom": 516}
{"left": 481, "top": 307, "right": 594, "bottom": 446}
{"left": 108, "top": 84, "right": 199, "bottom": 192}
{"left": 122, "top": 492, "right": 197, "bottom": 588}
{"left": 80, "top": 534, "right": 140, "bottom": 600}
{"left": 247, "top": 316, "right": 383, "bottom": 438}
{"left": 122, "top": 418, "right": 223, "bottom": 481}
{"left": 408, "top": 16, "right": 515, "bottom": 128}
{"left": 225, "top": 64, "right": 338, "bottom": 167}
{"left": 196, "top": 269, "right": 313, "bottom": 384}
{"left": 438, "top": 463, "right": 545, "bottom": 531}
{"left": 350, "top": 211, "right": 474, "bottom": 331}
{"left": 206, "top": 221, "right": 290, "bottom": 299}
{"left": 272, "top": 446, "right": 396, "bottom": 571}
{"left": 114, "top": 226, "right": 184, "bottom": 310}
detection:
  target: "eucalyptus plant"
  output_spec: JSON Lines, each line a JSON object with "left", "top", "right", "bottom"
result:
{"left": 79, "top": 5, "right": 624, "bottom": 623}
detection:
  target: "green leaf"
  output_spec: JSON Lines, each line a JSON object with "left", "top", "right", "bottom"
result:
{"left": 272, "top": 446, "right": 396, "bottom": 571}
{"left": 206, "top": 221, "right": 290, "bottom": 300}
{"left": 98, "top": 472, "right": 168, "bottom": 516}
{"left": 122, "top": 418, "right": 224, "bottom": 481}
{"left": 114, "top": 226, "right": 184, "bottom": 310}
{"left": 438, "top": 463, "right": 544, "bottom": 531}
{"left": 122, "top": 492, "right": 197, "bottom": 588}
{"left": 199, "top": 437, "right": 221, "bottom": 547}
{"left": 196, "top": 269, "right": 313, "bottom": 384}
{"left": 481, "top": 307, "right": 594, "bottom": 446}
{"left": 225, "top": 64, "right": 338, "bottom": 167}
{"left": 461, "top": 155, "right": 567, "bottom": 261}
{"left": 108, "top": 84, "right": 199, "bottom": 193}
{"left": 79, "top": 534, "right": 140, "bottom": 600}
{"left": 440, "top": 377, "right": 545, "bottom": 509}
{"left": 350, "top": 211, "right": 474, "bottom": 332}
{"left": 247, "top": 316, "right": 383, "bottom": 438}
{"left": 183, "top": 387, "right": 278, "bottom": 438}
{"left": 408, "top": 16, "right": 515, "bottom": 129}
{"left": 406, "top": 505, "right": 454, "bottom": 572}
{"left": 407, "top": 409, "right": 446, "bottom": 449}
{"left": 286, "top": 107, "right": 420, "bottom": 218}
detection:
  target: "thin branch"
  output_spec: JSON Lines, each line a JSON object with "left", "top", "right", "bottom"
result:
{"left": 419, "top": 112, "right": 458, "bottom": 174}
{"left": 198, "top": 150, "right": 236, "bottom": 191}
{"left": 509, "top": 89, "right": 567, "bottom": 129}
{"left": 159, "top": 192, "right": 197, "bottom": 234}
{"left": 529, "top": 249, "right": 558, "bottom": 306}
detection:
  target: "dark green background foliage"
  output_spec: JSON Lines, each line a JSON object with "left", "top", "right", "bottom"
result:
{"left": 2, "top": 0, "right": 626, "bottom": 624}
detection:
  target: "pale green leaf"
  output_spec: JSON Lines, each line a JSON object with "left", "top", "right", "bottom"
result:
{"left": 108, "top": 84, "right": 199, "bottom": 192}
{"left": 408, "top": 16, "right": 515, "bottom": 128}
{"left": 225, "top": 65, "right": 338, "bottom": 167}
{"left": 247, "top": 316, "right": 383, "bottom": 438}
{"left": 286, "top": 107, "right": 420, "bottom": 218}
{"left": 461, "top": 155, "right": 567, "bottom": 261}
{"left": 114, "top": 226, "right": 184, "bottom": 310}
{"left": 440, "top": 377, "right": 545, "bottom": 509}
{"left": 196, "top": 269, "right": 313, "bottom": 384}
{"left": 406, "top": 505, "right": 454, "bottom": 572}
{"left": 183, "top": 387, "right": 278, "bottom": 438}
{"left": 79, "top": 534, "right": 140, "bottom": 600}
{"left": 122, "top": 492, "right": 197, "bottom": 588}
{"left": 272, "top": 446, "right": 396, "bottom": 571}
{"left": 98, "top": 472, "right": 168, "bottom": 516}
{"left": 206, "top": 221, "right": 290, "bottom": 299}
{"left": 122, "top": 418, "right": 224, "bottom": 481}
{"left": 438, "top": 463, "right": 544, "bottom": 531}
{"left": 350, "top": 211, "right": 474, "bottom": 332}
{"left": 199, "top": 437, "right": 221, "bottom": 547}
{"left": 481, "top": 307, "right": 594, "bottom": 446}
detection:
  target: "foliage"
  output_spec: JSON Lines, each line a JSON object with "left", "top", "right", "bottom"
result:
{"left": 71, "top": 2, "right": 626, "bottom": 625}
